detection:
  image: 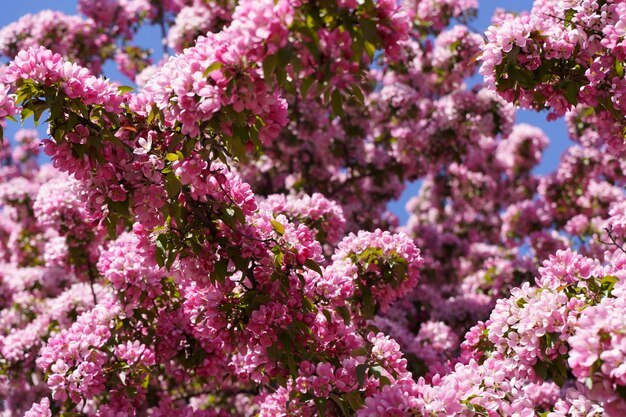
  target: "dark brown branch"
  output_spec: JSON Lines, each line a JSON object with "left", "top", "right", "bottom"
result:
{"left": 601, "top": 226, "right": 626, "bottom": 255}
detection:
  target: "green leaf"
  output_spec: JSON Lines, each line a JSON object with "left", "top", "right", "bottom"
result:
{"left": 164, "top": 172, "right": 182, "bottom": 198}
{"left": 369, "top": 365, "right": 390, "bottom": 387}
{"left": 361, "top": 287, "right": 375, "bottom": 319}
{"left": 506, "top": 46, "right": 520, "bottom": 65}
{"left": 350, "top": 84, "right": 365, "bottom": 105}
{"left": 600, "top": 275, "right": 618, "bottom": 297}
{"left": 363, "top": 41, "right": 376, "bottom": 60}
{"left": 330, "top": 395, "right": 351, "bottom": 417}
{"left": 117, "top": 85, "right": 135, "bottom": 93}
{"left": 331, "top": 90, "right": 344, "bottom": 117}
{"left": 102, "top": 130, "right": 129, "bottom": 150}
{"left": 533, "top": 360, "right": 548, "bottom": 380}
{"left": 615, "top": 59, "right": 624, "bottom": 78}
{"left": 105, "top": 215, "right": 118, "bottom": 239}
{"left": 229, "top": 135, "right": 247, "bottom": 161}
{"left": 314, "top": 398, "right": 327, "bottom": 417}
{"left": 322, "top": 309, "right": 333, "bottom": 323}
{"left": 564, "top": 82, "right": 580, "bottom": 106}
{"left": 344, "top": 391, "right": 363, "bottom": 411}
{"left": 360, "top": 18, "right": 379, "bottom": 44}
{"left": 351, "top": 347, "right": 368, "bottom": 356}
{"left": 336, "top": 305, "right": 351, "bottom": 325}
{"left": 147, "top": 106, "right": 159, "bottom": 125}
{"left": 552, "top": 356, "right": 568, "bottom": 387}
{"left": 323, "top": 85, "right": 332, "bottom": 106}
{"left": 304, "top": 259, "right": 323, "bottom": 275}
{"left": 183, "top": 137, "right": 198, "bottom": 156}
{"left": 223, "top": 207, "right": 237, "bottom": 227}
{"left": 213, "top": 259, "right": 228, "bottom": 284}
{"left": 203, "top": 62, "right": 223, "bottom": 77}
{"left": 291, "top": 53, "right": 302, "bottom": 76}
{"left": 356, "top": 364, "right": 368, "bottom": 388}
{"left": 20, "top": 107, "right": 34, "bottom": 122}
{"left": 276, "top": 66, "right": 287, "bottom": 85}
{"left": 263, "top": 54, "right": 278, "bottom": 81}
{"left": 369, "top": 365, "right": 384, "bottom": 377}
{"left": 32, "top": 104, "right": 47, "bottom": 127}
{"left": 165, "top": 246, "right": 178, "bottom": 269}
{"left": 302, "top": 295, "right": 315, "bottom": 311}
{"left": 270, "top": 220, "right": 285, "bottom": 236}
{"left": 165, "top": 153, "right": 179, "bottom": 162}
{"left": 300, "top": 77, "right": 314, "bottom": 98}
{"left": 277, "top": 47, "right": 293, "bottom": 68}
{"left": 292, "top": 320, "right": 312, "bottom": 336}
{"left": 223, "top": 205, "right": 246, "bottom": 227}
{"left": 66, "top": 112, "right": 78, "bottom": 131}
{"left": 232, "top": 205, "right": 246, "bottom": 224}
{"left": 155, "top": 235, "right": 167, "bottom": 267}
{"left": 564, "top": 8, "right": 576, "bottom": 28}
{"left": 509, "top": 67, "right": 535, "bottom": 88}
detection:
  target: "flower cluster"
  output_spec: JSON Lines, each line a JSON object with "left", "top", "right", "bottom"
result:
{"left": 167, "top": 3, "right": 231, "bottom": 53}
{"left": 259, "top": 193, "right": 347, "bottom": 246}
{"left": 37, "top": 299, "right": 119, "bottom": 403}
{"left": 0, "top": 10, "right": 108, "bottom": 73}
{"left": 97, "top": 229, "right": 164, "bottom": 308}
{"left": 404, "top": 0, "right": 478, "bottom": 32}
{"left": 1, "top": 0, "right": 626, "bottom": 415}
{"left": 480, "top": 0, "right": 626, "bottom": 154}
{"left": 328, "top": 229, "right": 423, "bottom": 315}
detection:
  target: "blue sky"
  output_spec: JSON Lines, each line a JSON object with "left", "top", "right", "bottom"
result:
{"left": 1, "top": 1, "right": 570, "bottom": 224}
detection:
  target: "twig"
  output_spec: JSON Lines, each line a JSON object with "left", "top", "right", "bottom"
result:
{"left": 87, "top": 265, "right": 98, "bottom": 305}
{"left": 542, "top": 12, "right": 603, "bottom": 36}
{"left": 157, "top": 5, "right": 169, "bottom": 59}
{"left": 601, "top": 226, "right": 626, "bottom": 255}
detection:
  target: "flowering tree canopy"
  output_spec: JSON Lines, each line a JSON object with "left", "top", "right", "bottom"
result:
{"left": 1, "top": 0, "right": 626, "bottom": 416}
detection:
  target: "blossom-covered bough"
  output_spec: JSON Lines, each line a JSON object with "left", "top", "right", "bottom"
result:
{"left": 1, "top": 0, "right": 626, "bottom": 416}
